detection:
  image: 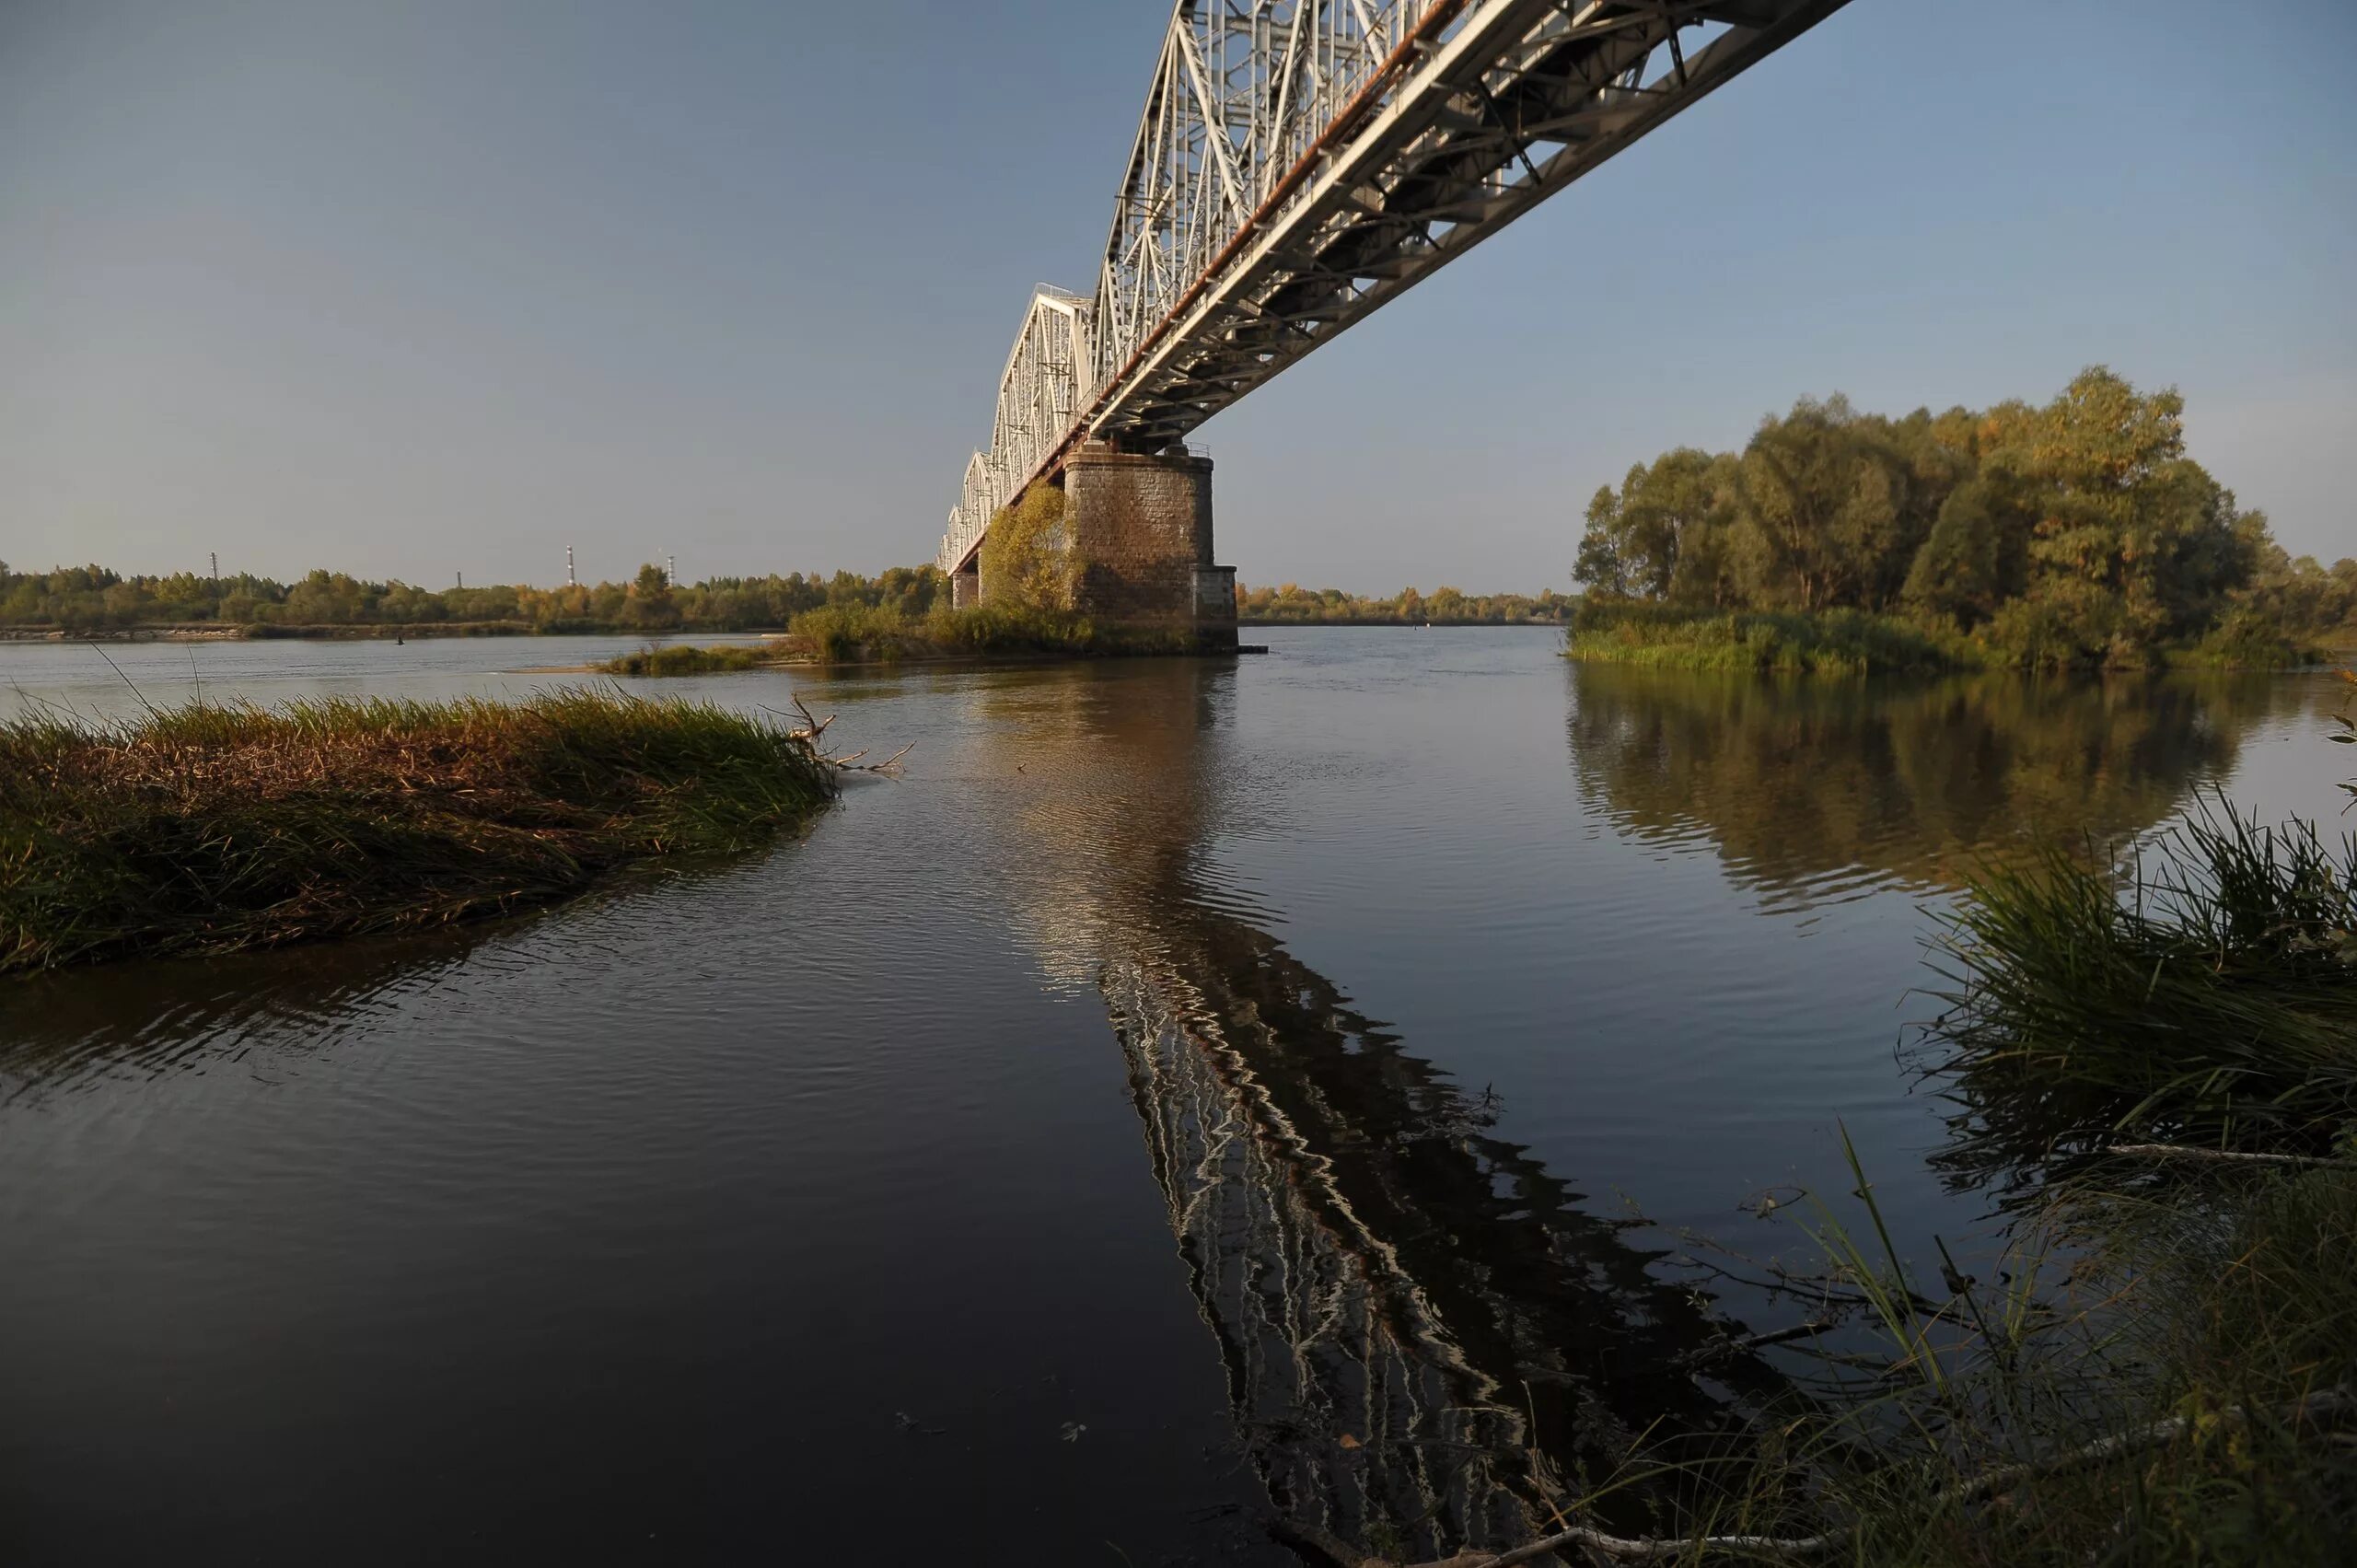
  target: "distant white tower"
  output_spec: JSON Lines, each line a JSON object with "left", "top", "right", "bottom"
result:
{"left": 666, "top": 554, "right": 676, "bottom": 587}
{"left": 566, "top": 545, "right": 576, "bottom": 587}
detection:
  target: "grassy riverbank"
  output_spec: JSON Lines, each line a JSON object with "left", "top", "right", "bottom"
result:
{"left": 1401, "top": 789, "right": 2357, "bottom": 1568}
{"left": 0, "top": 690, "right": 838, "bottom": 972}
{"left": 1805, "top": 799, "right": 2357, "bottom": 1565}
{"left": 598, "top": 602, "right": 1218, "bottom": 674}
{"left": 1564, "top": 600, "right": 2330, "bottom": 675}
{"left": 1565, "top": 602, "right": 1971, "bottom": 673}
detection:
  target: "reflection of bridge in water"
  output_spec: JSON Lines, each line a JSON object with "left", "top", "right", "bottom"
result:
{"left": 981, "top": 665, "right": 1791, "bottom": 1560}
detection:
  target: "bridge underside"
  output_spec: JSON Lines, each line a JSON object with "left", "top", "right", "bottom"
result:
{"left": 943, "top": 0, "right": 1852, "bottom": 578}
{"left": 1097, "top": 0, "right": 1852, "bottom": 451}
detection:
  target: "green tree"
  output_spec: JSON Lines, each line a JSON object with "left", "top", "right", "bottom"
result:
{"left": 978, "top": 483, "right": 1076, "bottom": 610}
{"left": 1573, "top": 447, "right": 1726, "bottom": 600}
{"left": 625, "top": 563, "right": 680, "bottom": 630}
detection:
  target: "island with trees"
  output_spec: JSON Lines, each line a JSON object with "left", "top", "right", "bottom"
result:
{"left": 1569, "top": 368, "right": 2355, "bottom": 672}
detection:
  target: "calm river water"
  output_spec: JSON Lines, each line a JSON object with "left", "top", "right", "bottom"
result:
{"left": 1, "top": 631, "right": 2346, "bottom": 1564}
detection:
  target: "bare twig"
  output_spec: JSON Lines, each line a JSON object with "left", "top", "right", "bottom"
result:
{"left": 768, "top": 694, "right": 910, "bottom": 772}
{"left": 1673, "top": 1318, "right": 1838, "bottom": 1371}
{"left": 1465, "top": 1387, "right": 2357, "bottom": 1565}
{"left": 2107, "top": 1143, "right": 2357, "bottom": 1169}
{"left": 784, "top": 693, "right": 835, "bottom": 739}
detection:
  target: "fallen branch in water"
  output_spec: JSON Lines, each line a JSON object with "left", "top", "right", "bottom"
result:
{"left": 778, "top": 694, "right": 912, "bottom": 773}
{"left": 1456, "top": 1387, "right": 2357, "bottom": 1566}
{"left": 1672, "top": 1318, "right": 1838, "bottom": 1371}
{"left": 2107, "top": 1143, "right": 2357, "bottom": 1169}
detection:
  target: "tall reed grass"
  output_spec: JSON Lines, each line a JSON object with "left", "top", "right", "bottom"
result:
{"left": 1922, "top": 796, "right": 2357, "bottom": 1175}
{"left": 0, "top": 689, "right": 837, "bottom": 971}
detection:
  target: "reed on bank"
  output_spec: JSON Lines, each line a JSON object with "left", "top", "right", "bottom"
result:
{"left": 1924, "top": 796, "right": 2357, "bottom": 1174}
{"left": 0, "top": 689, "right": 839, "bottom": 972}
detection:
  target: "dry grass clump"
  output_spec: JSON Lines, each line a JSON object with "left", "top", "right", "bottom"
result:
{"left": 0, "top": 688, "right": 837, "bottom": 971}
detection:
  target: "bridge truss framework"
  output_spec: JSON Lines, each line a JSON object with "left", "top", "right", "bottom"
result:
{"left": 941, "top": 0, "right": 1851, "bottom": 574}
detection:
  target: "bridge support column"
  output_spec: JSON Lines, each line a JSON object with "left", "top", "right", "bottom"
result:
{"left": 1063, "top": 442, "right": 1237, "bottom": 653}
{"left": 950, "top": 563, "right": 980, "bottom": 610}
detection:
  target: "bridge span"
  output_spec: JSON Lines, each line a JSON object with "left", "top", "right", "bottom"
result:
{"left": 940, "top": 0, "right": 1852, "bottom": 642}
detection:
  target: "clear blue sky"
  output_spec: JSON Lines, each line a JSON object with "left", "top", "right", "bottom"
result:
{"left": 5, "top": 0, "right": 2351, "bottom": 593}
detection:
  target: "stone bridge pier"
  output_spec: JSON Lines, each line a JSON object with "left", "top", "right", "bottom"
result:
{"left": 1062, "top": 443, "right": 1237, "bottom": 652}
{"left": 964, "top": 443, "right": 1237, "bottom": 651}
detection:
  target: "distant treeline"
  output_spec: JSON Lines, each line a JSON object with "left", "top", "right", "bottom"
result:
{"left": 0, "top": 562, "right": 946, "bottom": 633}
{"left": 1573, "top": 367, "right": 2355, "bottom": 668}
{"left": 3, "top": 558, "right": 1575, "bottom": 633}
{"left": 1238, "top": 582, "right": 1573, "bottom": 624}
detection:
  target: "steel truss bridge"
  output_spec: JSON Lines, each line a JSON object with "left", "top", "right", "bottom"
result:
{"left": 939, "top": 0, "right": 1850, "bottom": 573}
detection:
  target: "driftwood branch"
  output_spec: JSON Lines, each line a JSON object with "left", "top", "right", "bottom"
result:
{"left": 1673, "top": 1318, "right": 1838, "bottom": 1371}
{"left": 2108, "top": 1143, "right": 2357, "bottom": 1169}
{"left": 1460, "top": 1387, "right": 2356, "bottom": 1566}
{"left": 774, "top": 694, "right": 912, "bottom": 773}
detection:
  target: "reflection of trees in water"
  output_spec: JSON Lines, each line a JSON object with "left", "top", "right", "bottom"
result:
{"left": 980, "top": 664, "right": 1789, "bottom": 1561}
{"left": 1565, "top": 665, "right": 2295, "bottom": 902}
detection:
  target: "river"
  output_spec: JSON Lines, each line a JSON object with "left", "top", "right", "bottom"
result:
{"left": 1, "top": 631, "right": 2346, "bottom": 1563}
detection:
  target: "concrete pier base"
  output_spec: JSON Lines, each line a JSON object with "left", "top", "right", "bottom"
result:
{"left": 1062, "top": 442, "right": 1237, "bottom": 652}
{"left": 950, "top": 563, "right": 981, "bottom": 610}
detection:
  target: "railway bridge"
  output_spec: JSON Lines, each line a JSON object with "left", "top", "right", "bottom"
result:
{"left": 938, "top": 0, "right": 1852, "bottom": 645}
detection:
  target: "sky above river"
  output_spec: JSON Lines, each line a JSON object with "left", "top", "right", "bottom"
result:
{"left": 4, "top": 0, "right": 2352, "bottom": 592}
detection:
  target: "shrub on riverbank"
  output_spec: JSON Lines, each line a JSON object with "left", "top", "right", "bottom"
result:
{"left": 795, "top": 602, "right": 940, "bottom": 661}
{"left": 0, "top": 690, "right": 838, "bottom": 972}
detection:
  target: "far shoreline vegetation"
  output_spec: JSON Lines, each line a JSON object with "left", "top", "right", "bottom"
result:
{"left": 1569, "top": 368, "right": 2356, "bottom": 674}
{"left": 0, "top": 554, "right": 1572, "bottom": 643}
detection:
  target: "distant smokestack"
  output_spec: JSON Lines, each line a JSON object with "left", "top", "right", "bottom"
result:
{"left": 666, "top": 554, "right": 676, "bottom": 587}
{"left": 566, "top": 544, "right": 576, "bottom": 587}
{"left": 457, "top": 571, "right": 463, "bottom": 590}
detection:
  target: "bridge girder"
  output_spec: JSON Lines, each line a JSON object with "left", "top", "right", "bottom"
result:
{"left": 942, "top": 0, "right": 1851, "bottom": 573}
